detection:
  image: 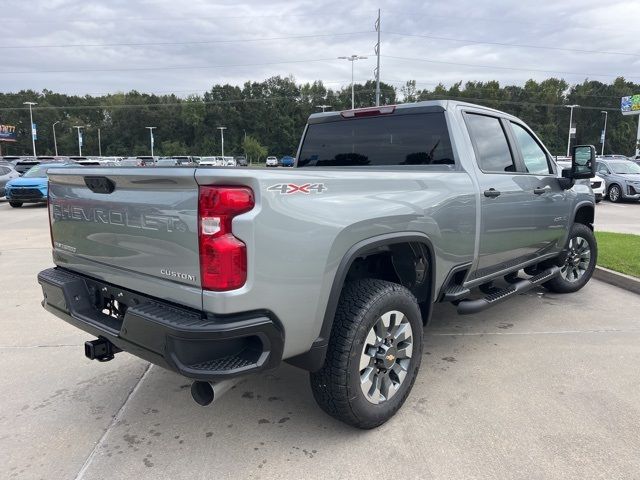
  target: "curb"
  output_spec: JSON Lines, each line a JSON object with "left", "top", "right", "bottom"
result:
{"left": 593, "top": 266, "right": 640, "bottom": 295}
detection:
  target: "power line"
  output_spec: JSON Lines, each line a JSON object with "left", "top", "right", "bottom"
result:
{"left": 0, "top": 57, "right": 345, "bottom": 75}
{"left": 3, "top": 12, "right": 375, "bottom": 25}
{"left": 382, "top": 55, "right": 640, "bottom": 80}
{"left": 0, "top": 31, "right": 374, "bottom": 50}
{"left": 383, "top": 11, "right": 621, "bottom": 33}
{"left": 386, "top": 32, "right": 640, "bottom": 58}
{"left": 0, "top": 90, "right": 623, "bottom": 113}
{"left": 379, "top": 78, "right": 629, "bottom": 100}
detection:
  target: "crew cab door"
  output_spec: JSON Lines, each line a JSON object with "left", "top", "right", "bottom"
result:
{"left": 464, "top": 112, "right": 534, "bottom": 277}
{"left": 506, "top": 120, "right": 568, "bottom": 259}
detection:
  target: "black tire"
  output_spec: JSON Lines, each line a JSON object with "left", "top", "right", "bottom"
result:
{"left": 310, "top": 279, "right": 423, "bottom": 429}
{"left": 9, "top": 201, "right": 22, "bottom": 208}
{"left": 543, "top": 223, "right": 597, "bottom": 294}
{"left": 608, "top": 184, "right": 622, "bottom": 203}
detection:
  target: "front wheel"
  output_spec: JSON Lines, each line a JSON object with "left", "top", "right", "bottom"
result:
{"left": 310, "top": 279, "right": 423, "bottom": 429}
{"left": 9, "top": 201, "right": 23, "bottom": 208}
{"left": 608, "top": 184, "right": 622, "bottom": 203}
{"left": 543, "top": 223, "right": 597, "bottom": 294}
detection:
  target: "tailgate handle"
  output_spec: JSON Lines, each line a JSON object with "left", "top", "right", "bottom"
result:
{"left": 84, "top": 176, "right": 115, "bottom": 194}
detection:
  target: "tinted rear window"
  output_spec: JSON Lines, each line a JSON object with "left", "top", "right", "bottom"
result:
{"left": 298, "top": 113, "right": 455, "bottom": 168}
{"left": 465, "top": 114, "right": 515, "bottom": 173}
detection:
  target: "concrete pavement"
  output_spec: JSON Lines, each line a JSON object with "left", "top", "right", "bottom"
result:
{"left": 1, "top": 200, "right": 640, "bottom": 480}
{"left": 595, "top": 201, "right": 640, "bottom": 235}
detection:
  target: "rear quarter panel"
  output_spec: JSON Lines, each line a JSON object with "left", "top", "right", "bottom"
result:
{"left": 196, "top": 167, "right": 476, "bottom": 358}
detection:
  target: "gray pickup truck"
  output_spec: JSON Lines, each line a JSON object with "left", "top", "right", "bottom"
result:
{"left": 38, "top": 101, "right": 598, "bottom": 429}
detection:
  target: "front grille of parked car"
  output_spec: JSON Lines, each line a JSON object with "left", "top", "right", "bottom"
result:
{"left": 591, "top": 181, "right": 601, "bottom": 188}
{"left": 9, "top": 187, "right": 43, "bottom": 198}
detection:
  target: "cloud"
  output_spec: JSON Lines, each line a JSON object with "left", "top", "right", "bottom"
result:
{"left": 1, "top": 0, "right": 637, "bottom": 95}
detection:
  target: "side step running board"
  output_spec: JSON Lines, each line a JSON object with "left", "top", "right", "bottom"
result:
{"left": 442, "top": 284, "right": 471, "bottom": 302}
{"left": 456, "top": 266, "right": 560, "bottom": 315}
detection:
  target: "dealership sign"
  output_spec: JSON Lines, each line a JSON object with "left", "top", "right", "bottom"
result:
{"left": 0, "top": 124, "right": 17, "bottom": 142}
{"left": 621, "top": 95, "right": 640, "bottom": 116}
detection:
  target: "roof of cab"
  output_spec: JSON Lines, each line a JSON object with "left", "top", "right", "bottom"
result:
{"left": 307, "top": 100, "right": 512, "bottom": 124}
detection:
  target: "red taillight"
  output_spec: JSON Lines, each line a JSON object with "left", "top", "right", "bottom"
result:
{"left": 198, "top": 185, "right": 254, "bottom": 291}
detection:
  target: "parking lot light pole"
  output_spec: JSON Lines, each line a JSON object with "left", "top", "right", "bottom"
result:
{"left": 145, "top": 126, "right": 156, "bottom": 157}
{"left": 23, "top": 101, "right": 37, "bottom": 157}
{"left": 315, "top": 105, "right": 332, "bottom": 112}
{"left": 52, "top": 121, "right": 60, "bottom": 156}
{"left": 73, "top": 125, "right": 83, "bottom": 156}
{"left": 565, "top": 104, "right": 579, "bottom": 157}
{"left": 338, "top": 55, "right": 368, "bottom": 110}
{"left": 97, "top": 128, "right": 102, "bottom": 157}
{"left": 217, "top": 126, "right": 227, "bottom": 157}
{"left": 600, "top": 111, "right": 608, "bottom": 156}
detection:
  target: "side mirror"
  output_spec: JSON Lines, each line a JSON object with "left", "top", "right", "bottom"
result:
{"left": 570, "top": 145, "right": 596, "bottom": 179}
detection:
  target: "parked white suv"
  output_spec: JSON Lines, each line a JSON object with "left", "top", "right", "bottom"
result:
{"left": 266, "top": 156, "right": 278, "bottom": 167}
{"left": 558, "top": 161, "right": 604, "bottom": 203}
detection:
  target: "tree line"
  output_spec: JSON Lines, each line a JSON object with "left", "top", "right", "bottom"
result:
{"left": 0, "top": 76, "right": 638, "bottom": 159}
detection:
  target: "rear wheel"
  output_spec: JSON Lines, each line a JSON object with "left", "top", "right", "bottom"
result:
{"left": 9, "top": 201, "right": 22, "bottom": 208}
{"left": 543, "top": 223, "right": 597, "bottom": 294}
{"left": 310, "top": 279, "right": 423, "bottom": 429}
{"left": 608, "top": 184, "right": 622, "bottom": 203}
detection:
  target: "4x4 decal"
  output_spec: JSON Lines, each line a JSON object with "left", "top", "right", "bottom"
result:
{"left": 267, "top": 183, "right": 327, "bottom": 194}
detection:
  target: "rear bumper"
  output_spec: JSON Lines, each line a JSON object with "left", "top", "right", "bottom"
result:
{"left": 38, "top": 267, "right": 284, "bottom": 381}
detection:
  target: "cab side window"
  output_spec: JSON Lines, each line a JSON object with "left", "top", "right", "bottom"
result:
{"left": 510, "top": 122, "right": 552, "bottom": 175}
{"left": 465, "top": 114, "right": 516, "bottom": 173}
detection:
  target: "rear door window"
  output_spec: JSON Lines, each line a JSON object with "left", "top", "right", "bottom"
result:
{"left": 465, "top": 114, "right": 515, "bottom": 173}
{"left": 298, "top": 112, "right": 455, "bottom": 168}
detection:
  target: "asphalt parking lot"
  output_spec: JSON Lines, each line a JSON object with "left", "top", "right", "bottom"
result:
{"left": 2, "top": 200, "right": 640, "bottom": 480}
{"left": 595, "top": 200, "right": 640, "bottom": 235}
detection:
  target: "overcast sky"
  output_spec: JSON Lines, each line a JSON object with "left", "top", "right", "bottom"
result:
{"left": 2, "top": 0, "right": 638, "bottom": 97}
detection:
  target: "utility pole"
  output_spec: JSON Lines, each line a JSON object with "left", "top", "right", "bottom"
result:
{"left": 565, "top": 104, "right": 579, "bottom": 157}
{"left": 73, "top": 125, "right": 83, "bottom": 156}
{"left": 600, "top": 111, "right": 608, "bottom": 156}
{"left": 374, "top": 9, "right": 381, "bottom": 106}
{"left": 97, "top": 128, "right": 102, "bottom": 156}
{"left": 636, "top": 116, "right": 640, "bottom": 158}
{"left": 23, "top": 101, "right": 37, "bottom": 157}
{"left": 52, "top": 121, "right": 60, "bottom": 156}
{"left": 338, "top": 55, "right": 368, "bottom": 110}
{"left": 145, "top": 126, "right": 156, "bottom": 157}
{"left": 315, "top": 105, "right": 332, "bottom": 112}
{"left": 217, "top": 126, "right": 227, "bottom": 157}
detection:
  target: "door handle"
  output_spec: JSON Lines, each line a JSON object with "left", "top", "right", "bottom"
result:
{"left": 533, "top": 187, "right": 547, "bottom": 195}
{"left": 484, "top": 188, "right": 501, "bottom": 198}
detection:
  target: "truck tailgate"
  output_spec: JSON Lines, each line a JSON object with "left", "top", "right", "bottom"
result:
{"left": 48, "top": 168, "right": 202, "bottom": 308}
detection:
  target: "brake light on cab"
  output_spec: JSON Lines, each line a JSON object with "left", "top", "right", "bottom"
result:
{"left": 340, "top": 105, "right": 396, "bottom": 118}
{"left": 198, "top": 186, "right": 254, "bottom": 291}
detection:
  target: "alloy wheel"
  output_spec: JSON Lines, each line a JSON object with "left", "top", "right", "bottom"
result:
{"left": 561, "top": 236, "right": 591, "bottom": 282}
{"left": 359, "top": 310, "right": 413, "bottom": 404}
{"left": 609, "top": 185, "right": 620, "bottom": 202}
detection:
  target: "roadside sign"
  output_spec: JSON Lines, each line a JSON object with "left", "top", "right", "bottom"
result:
{"left": 621, "top": 95, "right": 640, "bottom": 116}
{"left": 32, "top": 123, "right": 37, "bottom": 140}
{"left": 0, "top": 124, "right": 17, "bottom": 142}
{"left": 79, "top": 130, "right": 83, "bottom": 147}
